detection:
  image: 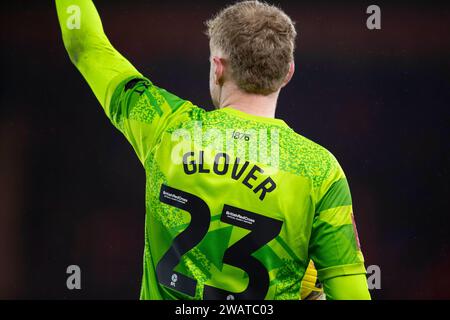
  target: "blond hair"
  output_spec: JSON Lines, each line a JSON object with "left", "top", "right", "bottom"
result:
{"left": 206, "top": 1, "right": 297, "bottom": 95}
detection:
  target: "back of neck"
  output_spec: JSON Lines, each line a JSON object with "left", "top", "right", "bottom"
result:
{"left": 219, "top": 83, "right": 280, "bottom": 118}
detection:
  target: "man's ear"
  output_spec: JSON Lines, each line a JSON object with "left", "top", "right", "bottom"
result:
{"left": 282, "top": 62, "right": 295, "bottom": 88}
{"left": 212, "top": 56, "right": 226, "bottom": 86}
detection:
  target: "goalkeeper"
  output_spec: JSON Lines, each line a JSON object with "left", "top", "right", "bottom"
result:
{"left": 55, "top": 0, "right": 371, "bottom": 300}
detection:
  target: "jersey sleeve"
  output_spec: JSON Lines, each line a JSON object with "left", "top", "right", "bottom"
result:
{"left": 107, "top": 76, "right": 198, "bottom": 164}
{"left": 308, "top": 154, "right": 367, "bottom": 282}
{"left": 322, "top": 274, "right": 371, "bottom": 300}
{"left": 56, "top": 0, "right": 141, "bottom": 109}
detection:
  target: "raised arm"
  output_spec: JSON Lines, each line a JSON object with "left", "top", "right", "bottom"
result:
{"left": 55, "top": 0, "right": 141, "bottom": 111}
{"left": 56, "top": 0, "right": 199, "bottom": 165}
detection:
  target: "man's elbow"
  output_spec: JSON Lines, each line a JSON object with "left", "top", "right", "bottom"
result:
{"left": 63, "top": 36, "right": 86, "bottom": 66}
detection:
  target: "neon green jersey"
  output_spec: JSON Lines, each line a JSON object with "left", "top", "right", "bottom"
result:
{"left": 107, "top": 76, "right": 366, "bottom": 300}
{"left": 55, "top": 0, "right": 368, "bottom": 300}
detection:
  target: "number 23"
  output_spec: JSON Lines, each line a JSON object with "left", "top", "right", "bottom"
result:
{"left": 156, "top": 184, "right": 283, "bottom": 300}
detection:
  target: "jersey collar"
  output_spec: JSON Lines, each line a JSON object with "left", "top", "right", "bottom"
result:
{"left": 220, "top": 107, "right": 289, "bottom": 127}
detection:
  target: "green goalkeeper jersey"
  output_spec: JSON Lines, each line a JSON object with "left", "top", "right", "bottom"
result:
{"left": 55, "top": 0, "right": 368, "bottom": 300}
{"left": 107, "top": 76, "right": 366, "bottom": 300}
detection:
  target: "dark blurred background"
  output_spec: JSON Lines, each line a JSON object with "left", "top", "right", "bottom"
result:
{"left": 0, "top": 0, "right": 449, "bottom": 299}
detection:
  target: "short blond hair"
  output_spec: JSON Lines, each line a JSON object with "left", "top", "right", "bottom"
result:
{"left": 206, "top": 1, "right": 297, "bottom": 95}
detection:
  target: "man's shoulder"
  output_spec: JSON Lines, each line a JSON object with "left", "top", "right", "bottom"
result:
{"left": 279, "top": 128, "right": 340, "bottom": 189}
{"left": 163, "top": 107, "right": 341, "bottom": 189}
